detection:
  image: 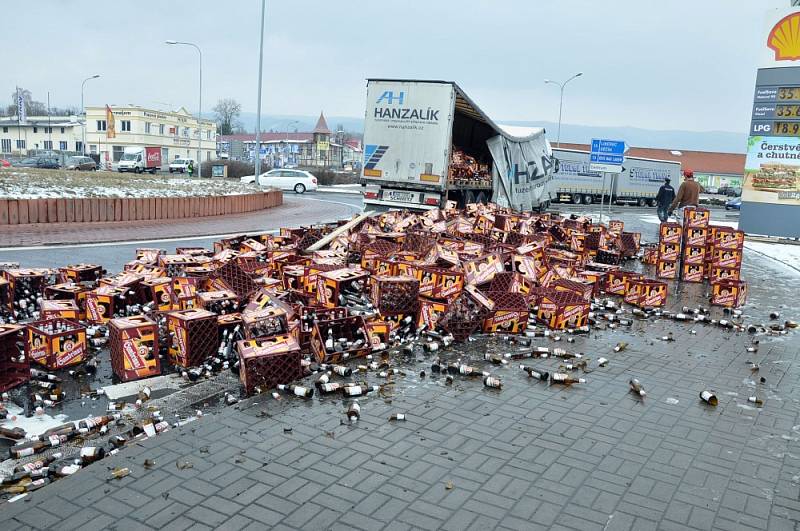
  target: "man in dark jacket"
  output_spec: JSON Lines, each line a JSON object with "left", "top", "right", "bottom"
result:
{"left": 655, "top": 178, "right": 675, "bottom": 222}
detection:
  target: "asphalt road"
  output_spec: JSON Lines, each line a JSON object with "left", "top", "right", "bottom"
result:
{"left": 0, "top": 192, "right": 364, "bottom": 272}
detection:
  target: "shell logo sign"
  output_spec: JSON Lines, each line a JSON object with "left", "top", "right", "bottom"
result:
{"left": 768, "top": 12, "right": 800, "bottom": 61}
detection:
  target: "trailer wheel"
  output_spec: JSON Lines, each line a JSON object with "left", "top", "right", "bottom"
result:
{"left": 648, "top": 199, "right": 657, "bottom": 207}
{"left": 582, "top": 194, "right": 593, "bottom": 205}
{"left": 571, "top": 194, "right": 581, "bottom": 205}
{"left": 134, "top": 167, "right": 142, "bottom": 174}
{"left": 637, "top": 198, "right": 647, "bottom": 207}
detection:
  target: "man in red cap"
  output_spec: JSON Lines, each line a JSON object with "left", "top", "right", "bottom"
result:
{"left": 669, "top": 169, "right": 704, "bottom": 216}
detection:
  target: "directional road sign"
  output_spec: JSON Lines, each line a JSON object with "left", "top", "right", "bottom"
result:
{"left": 590, "top": 138, "right": 626, "bottom": 173}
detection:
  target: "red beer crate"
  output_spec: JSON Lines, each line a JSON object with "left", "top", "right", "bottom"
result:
{"left": 40, "top": 300, "right": 80, "bottom": 320}
{"left": 710, "top": 226, "right": 745, "bottom": 250}
{"left": 397, "top": 262, "right": 464, "bottom": 301}
{"left": 167, "top": 309, "right": 218, "bottom": 368}
{"left": 624, "top": 279, "right": 668, "bottom": 308}
{"left": 552, "top": 278, "right": 594, "bottom": 302}
{"left": 44, "top": 283, "right": 90, "bottom": 320}
{"left": 604, "top": 270, "right": 643, "bottom": 296}
{"left": 308, "top": 315, "right": 371, "bottom": 363}
{"left": 172, "top": 277, "right": 199, "bottom": 310}
{"left": 711, "top": 279, "right": 748, "bottom": 308}
{"left": 657, "top": 260, "right": 679, "bottom": 280}
{"left": 242, "top": 307, "right": 290, "bottom": 339}
{"left": 236, "top": 335, "right": 303, "bottom": 395}
{"left": 682, "top": 246, "right": 706, "bottom": 265}
{"left": 709, "top": 266, "right": 740, "bottom": 283}
{"left": 681, "top": 263, "right": 705, "bottom": 283}
{"left": 608, "top": 220, "right": 624, "bottom": 234}
{"left": 86, "top": 285, "right": 128, "bottom": 324}
{"left": 438, "top": 286, "right": 495, "bottom": 341}
{"left": 142, "top": 277, "right": 174, "bottom": 312}
{"left": 369, "top": 275, "right": 420, "bottom": 315}
{"left": 683, "top": 227, "right": 708, "bottom": 247}
{"left": 642, "top": 245, "right": 659, "bottom": 265}
{"left": 109, "top": 315, "right": 161, "bottom": 382}
{"left": 536, "top": 289, "right": 590, "bottom": 330}
{"left": 711, "top": 248, "right": 743, "bottom": 269}
{"left": 213, "top": 260, "right": 259, "bottom": 300}
{"left": 198, "top": 289, "right": 239, "bottom": 314}
{"left": 658, "top": 242, "right": 681, "bottom": 262}
{"left": 316, "top": 268, "right": 370, "bottom": 309}
{"left": 59, "top": 264, "right": 104, "bottom": 284}
{"left": 217, "top": 313, "right": 243, "bottom": 341}
{"left": 682, "top": 206, "right": 710, "bottom": 228}
{"left": 416, "top": 297, "right": 450, "bottom": 330}
{"left": 0, "top": 324, "right": 28, "bottom": 392}
{"left": 659, "top": 222, "right": 683, "bottom": 244}
{"left": 26, "top": 318, "right": 86, "bottom": 370}
{"left": 463, "top": 253, "right": 504, "bottom": 286}
{"left": 620, "top": 232, "right": 641, "bottom": 257}
{"left": 159, "top": 254, "right": 200, "bottom": 277}
{"left": 482, "top": 291, "right": 528, "bottom": 333}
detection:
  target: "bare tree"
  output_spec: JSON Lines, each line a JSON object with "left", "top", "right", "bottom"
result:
{"left": 7, "top": 88, "right": 47, "bottom": 116}
{"left": 213, "top": 98, "right": 242, "bottom": 136}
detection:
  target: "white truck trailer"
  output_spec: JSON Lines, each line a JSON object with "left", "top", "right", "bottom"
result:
{"left": 360, "top": 79, "right": 556, "bottom": 212}
{"left": 551, "top": 147, "right": 682, "bottom": 206}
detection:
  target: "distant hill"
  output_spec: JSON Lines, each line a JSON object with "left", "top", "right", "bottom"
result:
{"left": 235, "top": 113, "right": 747, "bottom": 154}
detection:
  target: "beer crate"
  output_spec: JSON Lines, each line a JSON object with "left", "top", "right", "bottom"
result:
{"left": 59, "top": 264, "right": 104, "bottom": 284}
{"left": 212, "top": 260, "right": 259, "bottom": 301}
{"left": 683, "top": 227, "right": 708, "bottom": 247}
{"left": 681, "top": 263, "right": 705, "bottom": 283}
{"left": 657, "top": 260, "right": 679, "bottom": 280}
{"left": 141, "top": 277, "right": 174, "bottom": 312}
{"left": 236, "top": 335, "right": 303, "bottom": 395}
{"left": 26, "top": 318, "right": 86, "bottom": 370}
{"left": 709, "top": 266, "right": 741, "bottom": 283}
{"left": 242, "top": 307, "right": 290, "bottom": 339}
{"left": 184, "top": 265, "right": 215, "bottom": 281}
{"left": 416, "top": 297, "right": 450, "bottom": 330}
{"left": 301, "top": 263, "right": 342, "bottom": 296}
{"left": 608, "top": 220, "right": 624, "bottom": 234}
{"left": 682, "top": 246, "right": 706, "bottom": 265}
{"left": 98, "top": 273, "right": 144, "bottom": 304}
{"left": 365, "top": 319, "right": 392, "bottom": 350}
{"left": 167, "top": 309, "right": 218, "bottom": 368}
{"left": 217, "top": 313, "right": 243, "bottom": 342}
{"left": 425, "top": 244, "right": 461, "bottom": 268}
{"left": 659, "top": 222, "right": 683, "bottom": 244}
{"left": 40, "top": 300, "right": 80, "bottom": 320}
{"left": 710, "top": 279, "right": 748, "bottom": 308}
{"left": 438, "top": 286, "right": 495, "bottom": 341}
{"left": 198, "top": 289, "right": 239, "bottom": 314}
{"left": 536, "top": 289, "right": 590, "bottom": 330}
{"left": 710, "top": 248, "right": 743, "bottom": 269}
{"left": 395, "top": 262, "right": 463, "bottom": 301}
{"left": 710, "top": 226, "right": 745, "bottom": 250}
{"left": 86, "top": 285, "right": 129, "bottom": 324}
{"left": 620, "top": 232, "right": 641, "bottom": 257}
{"left": 642, "top": 245, "right": 659, "bottom": 265}
{"left": 44, "top": 283, "right": 90, "bottom": 320}
{"left": 604, "top": 270, "right": 643, "bottom": 296}
{"left": 682, "top": 206, "right": 710, "bottom": 228}
{"left": 315, "top": 268, "right": 370, "bottom": 309}
{"left": 369, "top": 275, "right": 420, "bottom": 315}
{"left": 624, "top": 279, "right": 668, "bottom": 308}
{"left": 0, "top": 324, "right": 28, "bottom": 392}
{"left": 4, "top": 268, "right": 50, "bottom": 308}
{"left": 463, "top": 253, "right": 504, "bottom": 286}
{"left": 176, "top": 247, "right": 214, "bottom": 258}
{"left": 569, "top": 232, "right": 586, "bottom": 253}
{"left": 109, "top": 315, "right": 161, "bottom": 382}
{"left": 488, "top": 272, "right": 534, "bottom": 296}
{"left": 136, "top": 248, "right": 165, "bottom": 263}
{"left": 281, "top": 265, "right": 306, "bottom": 292}
{"left": 159, "top": 254, "right": 200, "bottom": 277}
{"left": 482, "top": 291, "right": 528, "bottom": 333}
{"left": 510, "top": 254, "right": 547, "bottom": 283}
{"left": 573, "top": 270, "right": 607, "bottom": 297}
{"left": 595, "top": 249, "right": 621, "bottom": 265}
{"left": 552, "top": 278, "right": 594, "bottom": 302}
{"left": 308, "top": 315, "right": 371, "bottom": 363}
{"left": 244, "top": 288, "right": 277, "bottom": 313}
{"left": 172, "top": 277, "right": 199, "bottom": 310}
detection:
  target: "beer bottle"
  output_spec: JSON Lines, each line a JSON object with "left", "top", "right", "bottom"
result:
{"left": 80, "top": 446, "right": 106, "bottom": 466}
{"left": 747, "top": 396, "right": 764, "bottom": 407}
{"left": 520, "top": 365, "right": 548, "bottom": 381}
{"left": 613, "top": 342, "right": 627, "bottom": 352}
{"left": 549, "top": 372, "right": 585, "bottom": 385}
{"left": 699, "top": 390, "right": 718, "bottom": 406}
{"left": 388, "top": 413, "right": 406, "bottom": 421}
{"left": 342, "top": 385, "right": 380, "bottom": 397}
{"left": 315, "top": 371, "right": 332, "bottom": 387}
{"left": 483, "top": 376, "right": 502, "bottom": 389}
{"left": 346, "top": 402, "right": 360, "bottom": 422}
{"left": 629, "top": 378, "right": 646, "bottom": 397}
{"left": 597, "top": 357, "right": 608, "bottom": 367}
{"left": 318, "top": 382, "right": 343, "bottom": 394}
{"left": 0, "top": 426, "right": 25, "bottom": 440}
{"left": 14, "top": 453, "right": 59, "bottom": 474}
{"left": 9, "top": 440, "right": 48, "bottom": 458}
{"left": 277, "top": 384, "right": 314, "bottom": 398}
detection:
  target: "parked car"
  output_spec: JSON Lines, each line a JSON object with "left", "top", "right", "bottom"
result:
{"left": 65, "top": 156, "right": 97, "bottom": 171}
{"left": 256, "top": 169, "right": 318, "bottom": 193}
{"left": 704, "top": 186, "right": 718, "bottom": 194}
{"left": 12, "top": 156, "right": 60, "bottom": 169}
{"left": 0, "top": 159, "right": 10, "bottom": 168}
{"left": 718, "top": 185, "right": 741, "bottom": 197}
{"left": 169, "top": 158, "right": 194, "bottom": 173}
{"left": 725, "top": 197, "right": 742, "bottom": 210}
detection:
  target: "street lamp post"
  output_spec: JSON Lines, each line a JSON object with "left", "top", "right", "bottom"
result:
{"left": 80, "top": 74, "right": 100, "bottom": 156}
{"left": 544, "top": 72, "right": 583, "bottom": 147}
{"left": 254, "top": 0, "right": 266, "bottom": 180}
{"left": 166, "top": 40, "right": 202, "bottom": 176}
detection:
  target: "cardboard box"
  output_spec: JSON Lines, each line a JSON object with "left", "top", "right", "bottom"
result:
{"left": 26, "top": 318, "right": 86, "bottom": 369}
{"left": 109, "top": 315, "right": 161, "bottom": 382}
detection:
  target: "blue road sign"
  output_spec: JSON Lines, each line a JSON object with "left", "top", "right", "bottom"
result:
{"left": 590, "top": 139, "right": 626, "bottom": 165}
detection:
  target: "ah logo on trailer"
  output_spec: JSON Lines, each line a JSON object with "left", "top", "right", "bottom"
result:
{"left": 376, "top": 91, "right": 405, "bottom": 105}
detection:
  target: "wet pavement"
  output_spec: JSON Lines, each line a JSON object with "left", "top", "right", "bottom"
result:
{"left": 3, "top": 205, "right": 800, "bottom": 531}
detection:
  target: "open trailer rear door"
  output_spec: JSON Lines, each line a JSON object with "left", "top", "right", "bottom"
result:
{"left": 487, "top": 131, "right": 554, "bottom": 211}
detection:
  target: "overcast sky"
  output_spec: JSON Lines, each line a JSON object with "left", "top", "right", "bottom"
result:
{"left": 3, "top": 0, "right": 787, "bottom": 133}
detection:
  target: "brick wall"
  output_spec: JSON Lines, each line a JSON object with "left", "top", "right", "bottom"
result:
{"left": 0, "top": 191, "right": 283, "bottom": 225}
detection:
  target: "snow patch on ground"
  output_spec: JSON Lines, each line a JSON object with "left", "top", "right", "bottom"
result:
{"left": 745, "top": 241, "right": 800, "bottom": 274}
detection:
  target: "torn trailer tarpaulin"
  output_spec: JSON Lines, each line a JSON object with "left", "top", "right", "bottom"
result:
{"left": 487, "top": 130, "right": 555, "bottom": 211}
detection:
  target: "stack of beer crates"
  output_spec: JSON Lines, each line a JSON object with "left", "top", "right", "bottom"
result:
{"left": 708, "top": 225, "right": 747, "bottom": 307}
{"left": 681, "top": 207, "right": 710, "bottom": 282}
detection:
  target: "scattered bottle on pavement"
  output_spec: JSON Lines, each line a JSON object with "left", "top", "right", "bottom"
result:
{"left": 629, "top": 378, "right": 646, "bottom": 397}
{"left": 699, "top": 390, "right": 718, "bottom": 406}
